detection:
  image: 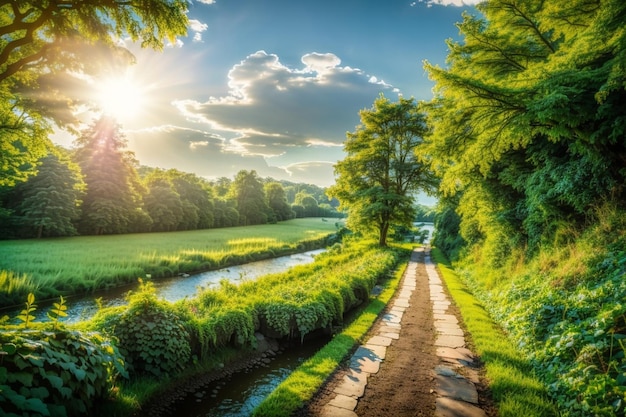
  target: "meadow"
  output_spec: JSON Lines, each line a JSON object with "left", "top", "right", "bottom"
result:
{"left": 0, "top": 218, "right": 340, "bottom": 308}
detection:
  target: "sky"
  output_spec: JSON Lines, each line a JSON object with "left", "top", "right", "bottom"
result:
{"left": 55, "top": 0, "right": 482, "bottom": 201}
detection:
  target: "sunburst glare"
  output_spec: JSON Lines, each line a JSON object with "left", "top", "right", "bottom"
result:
{"left": 95, "top": 75, "right": 146, "bottom": 123}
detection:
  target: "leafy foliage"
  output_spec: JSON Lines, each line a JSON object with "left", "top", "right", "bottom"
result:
{"left": 100, "top": 280, "right": 191, "bottom": 378}
{"left": 329, "top": 94, "right": 436, "bottom": 246}
{"left": 15, "top": 153, "right": 83, "bottom": 238}
{"left": 0, "top": 327, "right": 126, "bottom": 417}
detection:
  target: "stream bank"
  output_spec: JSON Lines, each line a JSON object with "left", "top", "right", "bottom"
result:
{"left": 141, "top": 332, "right": 331, "bottom": 417}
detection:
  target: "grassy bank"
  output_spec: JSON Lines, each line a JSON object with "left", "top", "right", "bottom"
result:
{"left": 0, "top": 218, "right": 339, "bottom": 308}
{"left": 452, "top": 214, "right": 626, "bottom": 416}
{"left": 252, "top": 243, "right": 412, "bottom": 416}
{"left": 432, "top": 248, "right": 557, "bottom": 417}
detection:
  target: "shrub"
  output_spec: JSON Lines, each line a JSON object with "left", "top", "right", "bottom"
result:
{"left": 0, "top": 328, "right": 126, "bottom": 417}
{"left": 103, "top": 280, "right": 191, "bottom": 378}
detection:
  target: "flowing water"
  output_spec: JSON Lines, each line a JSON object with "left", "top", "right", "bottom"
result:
{"left": 5, "top": 249, "right": 325, "bottom": 323}
{"left": 165, "top": 336, "right": 329, "bottom": 417}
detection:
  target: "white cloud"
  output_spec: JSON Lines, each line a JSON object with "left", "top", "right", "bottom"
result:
{"left": 174, "top": 50, "right": 398, "bottom": 159}
{"left": 123, "top": 51, "right": 400, "bottom": 186}
{"left": 189, "top": 19, "right": 208, "bottom": 42}
{"left": 196, "top": 0, "right": 216, "bottom": 4}
{"left": 301, "top": 52, "right": 342, "bottom": 73}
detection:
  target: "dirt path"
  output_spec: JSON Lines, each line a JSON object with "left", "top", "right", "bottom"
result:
{"left": 297, "top": 247, "right": 496, "bottom": 417}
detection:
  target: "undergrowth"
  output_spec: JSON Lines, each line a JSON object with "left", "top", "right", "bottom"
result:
{"left": 452, "top": 213, "right": 626, "bottom": 416}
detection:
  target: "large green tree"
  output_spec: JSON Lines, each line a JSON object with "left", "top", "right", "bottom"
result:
{"left": 0, "top": 0, "right": 189, "bottom": 186}
{"left": 424, "top": 0, "right": 626, "bottom": 256}
{"left": 329, "top": 95, "right": 436, "bottom": 246}
{"left": 73, "top": 116, "right": 142, "bottom": 235}
{"left": 16, "top": 153, "right": 83, "bottom": 238}
{"left": 265, "top": 182, "right": 294, "bottom": 222}
{"left": 229, "top": 170, "right": 272, "bottom": 226}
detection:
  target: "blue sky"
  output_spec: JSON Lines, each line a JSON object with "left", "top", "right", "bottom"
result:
{"left": 57, "top": 0, "right": 480, "bottom": 197}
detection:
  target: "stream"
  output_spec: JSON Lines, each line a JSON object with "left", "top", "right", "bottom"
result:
{"left": 6, "top": 249, "right": 325, "bottom": 323}
{"left": 161, "top": 336, "right": 329, "bottom": 417}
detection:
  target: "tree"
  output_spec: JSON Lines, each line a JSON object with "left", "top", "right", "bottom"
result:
{"left": 228, "top": 170, "right": 271, "bottom": 226}
{"left": 294, "top": 192, "right": 319, "bottom": 217}
{"left": 423, "top": 0, "right": 626, "bottom": 255}
{"left": 16, "top": 153, "right": 83, "bottom": 238}
{"left": 73, "top": 116, "right": 142, "bottom": 235}
{"left": 143, "top": 178, "right": 183, "bottom": 232}
{"left": 265, "top": 182, "right": 295, "bottom": 222}
{"left": 0, "top": 0, "right": 189, "bottom": 186}
{"left": 328, "top": 95, "right": 436, "bottom": 246}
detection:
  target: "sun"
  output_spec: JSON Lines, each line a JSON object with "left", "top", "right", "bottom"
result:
{"left": 95, "top": 76, "right": 146, "bottom": 123}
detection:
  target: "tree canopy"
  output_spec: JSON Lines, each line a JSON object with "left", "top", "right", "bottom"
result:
{"left": 425, "top": 0, "right": 626, "bottom": 259}
{"left": 329, "top": 94, "right": 436, "bottom": 246}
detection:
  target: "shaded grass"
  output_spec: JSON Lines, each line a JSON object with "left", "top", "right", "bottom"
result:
{"left": 0, "top": 218, "right": 339, "bottom": 308}
{"left": 431, "top": 248, "right": 558, "bottom": 417}
{"left": 252, "top": 243, "right": 412, "bottom": 416}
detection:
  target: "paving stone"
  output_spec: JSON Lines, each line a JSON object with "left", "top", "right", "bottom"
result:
{"left": 362, "top": 343, "right": 388, "bottom": 360}
{"left": 436, "top": 347, "right": 475, "bottom": 364}
{"left": 435, "top": 374, "right": 479, "bottom": 404}
{"left": 350, "top": 354, "right": 380, "bottom": 374}
{"left": 391, "top": 305, "right": 407, "bottom": 313}
{"left": 367, "top": 335, "right": 393, "bottom": 347}
{"left": 334, "top": 370, "right": 368, "bottom": 398}
{"left": 433, "top": 301, "right": 451, "bottom": 308}
{"left": 382, "top": 322, "right": 401, "bottom": 330}
{"left": 320, "top": 405, "right": 358, "bottom": 417}
{"left": 435, "top": 365, "right": 463, "bottom": 378}
{"left": 435, "top": 326, "right": 464, "bottom": 336}
{"left": 435, "top": 335, "right": 465, "bottom": 348}
{"left": 382, "top": 312, "right": 403, "bottom": 323}
{"left": 462, "top": 368, "right": 481, "bottom": 384}
{"left": 328, "top": 394, "right": 358, "bottom": 411}
{"left": 381, "top": 332, "right": 400, "bottom": 340}
{"left": 430, "top": 284, "right": 444, "bottom": 292}
{"left": 394, "top": 298, "right": 410, "bottom": 308}
{"left": 398, "top": 290, "right": 413, "bottom": 298}
{"left": 435, "top": 397, "right": 487, "bottom": 417}
{"left": 434, "top": 314, "right": 459, "bottom": 324}
{"left": 353, "top": 344, "right": 386, "bottom": 362}
{"left": 434, "top": 321, "right": 462, "bottom": 331}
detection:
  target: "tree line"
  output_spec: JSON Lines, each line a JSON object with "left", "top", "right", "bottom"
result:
{"left": 0, "top": 116, "right": 339, "bottom": 239}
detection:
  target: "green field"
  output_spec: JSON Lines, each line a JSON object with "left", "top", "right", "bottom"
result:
{"left": 0, "top": 218, "right": 341, "bottom": 307}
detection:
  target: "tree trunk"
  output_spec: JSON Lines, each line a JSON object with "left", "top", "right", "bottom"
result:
{"left": 379, "top": 222, "right": 389, "bottom": 247}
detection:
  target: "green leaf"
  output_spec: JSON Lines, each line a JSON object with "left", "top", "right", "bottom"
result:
{"left": 23, "top": 397, "right": 50, "bottom": 416}
{"left": 45, "top": 374, "right": 63, "bottom": 390}
{"left": 8, "top": 372, "right": 33, "bottom": 387}
{"left": 2, "top": 343, "right": 17, "bottom": 355}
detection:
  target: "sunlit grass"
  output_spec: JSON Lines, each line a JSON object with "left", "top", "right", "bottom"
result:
{"left": 431, "top": 248, "right": 558, "bottom": 417}
{"left": 0, "top": 219, "right": 339, "bottom": 308}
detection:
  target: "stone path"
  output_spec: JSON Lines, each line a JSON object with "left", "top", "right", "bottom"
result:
{"left": 319, "top": 247, "right": 487, "bottom": 417}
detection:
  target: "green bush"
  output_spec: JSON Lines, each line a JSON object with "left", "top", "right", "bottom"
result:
{"left": 0, "top": 328, "right": 126, "bottom": 417}
{"left": 102, "top": 281, "right": 191, "bottom": 378}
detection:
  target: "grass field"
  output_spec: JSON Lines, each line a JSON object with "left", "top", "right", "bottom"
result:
{"left": 0, "top": 218, "right": 341, "bottom": 308}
